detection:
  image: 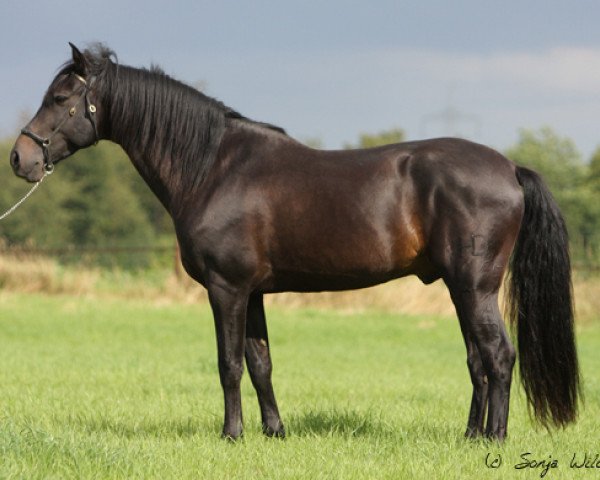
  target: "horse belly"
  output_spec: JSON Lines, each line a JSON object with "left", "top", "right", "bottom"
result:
{"left": 264, "top": 268, "right": 414, "bottom": 293}
{"left": 265, "top": 212, "right": 423, "bottom": 293}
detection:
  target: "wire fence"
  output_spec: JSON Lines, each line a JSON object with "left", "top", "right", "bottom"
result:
{"left": 0, "top": 244, "right": 599, "bottom": 274}
{"left": 0, "top": 243, "right": 184, "bottom": 275}
{"left": 0, "top": 245, "right": 175, "bottom": 256}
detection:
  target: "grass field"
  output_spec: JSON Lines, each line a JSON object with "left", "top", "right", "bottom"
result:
{"left": 1, "top": 291, "right": 600, "bottom": 479}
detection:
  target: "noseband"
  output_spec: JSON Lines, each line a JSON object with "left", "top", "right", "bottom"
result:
{"left": 20, "top": 73, "right": 99, "bottom": 174}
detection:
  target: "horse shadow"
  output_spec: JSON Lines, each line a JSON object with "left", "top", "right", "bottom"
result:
{"left": 68, "top": 413, "right": 218, "bottom": 439}
{"left": 286, "top": 408, "right": 394, "bottom": 438}
{"left": 68, "top": 409, "right": 390, "bottom": 439}
{"left": 67, "top": 408, "right": 462, "bottom": 442}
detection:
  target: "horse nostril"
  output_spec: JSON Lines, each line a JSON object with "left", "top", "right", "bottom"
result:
{"left": 10, "top": 149, "right": 20, "bottom": 169}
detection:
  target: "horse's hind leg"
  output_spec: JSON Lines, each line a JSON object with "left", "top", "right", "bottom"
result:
{"left": 437, "top": 226, "right": 518, "bottom": 440}
{"left": 453, "top": 288, "right": 488, "bottom": 437}
{"left": 462, "top": 334, "right": 489, "bottom": 438}
{"left": 245, "top": 294, "right": 285, "bottom": 438}
{"left": 447, "top": 275, "right": 516, "bottom": 441}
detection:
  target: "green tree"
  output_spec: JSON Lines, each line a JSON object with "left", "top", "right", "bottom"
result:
{"left": 60, "top": 143, "right": 159, "bottom": 268}
{"left": 506, "top": 127, "right": 585, "bottom": 192}
{"left": 589, "top": 147, "right": 600, "bottom": 193}
{"left": 506, "top": 127, "right": 599, "bottom": 263}
{"left": 0, "top": 139, "right": 169, "bottom": 269}
{"left": 582, "top": 147, "right": 600, "bottom": 260}
{"left": 344, "top": 128, "right": 405, "bottom": 149}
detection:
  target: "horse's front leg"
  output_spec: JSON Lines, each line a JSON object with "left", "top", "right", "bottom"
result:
{"left": 208, "top": 282, "right": 249, "bottom": 440}
{"left": 245, "top": 293, "right": 285, "bottom": 437}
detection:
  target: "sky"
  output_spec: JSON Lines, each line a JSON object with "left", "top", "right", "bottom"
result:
{"left": 1, "top": 0, "right": 600, "bottom": 158}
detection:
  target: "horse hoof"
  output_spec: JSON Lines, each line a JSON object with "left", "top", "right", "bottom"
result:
{"left": 222, "top": 430, "right": 244, "bottom": 442}
{"left": 263, "top": 423, "right": 286, "bottom": 439}
{"left": 464, "top": 428, "right": 483, "bottom": 440}
{"left": 484, "top": 430, "right": 507, "bottom": 443}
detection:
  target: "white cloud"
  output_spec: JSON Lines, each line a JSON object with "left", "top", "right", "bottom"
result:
{"left": 482, "top": 47, "right": 600, "bottom": 94}
{"left": 324, "top": 46, "right": 600, "bottom": 97}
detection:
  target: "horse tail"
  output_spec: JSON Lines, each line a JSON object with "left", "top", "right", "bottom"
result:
{"left": 505, "top": 165, "right": 580, "bottom": 428}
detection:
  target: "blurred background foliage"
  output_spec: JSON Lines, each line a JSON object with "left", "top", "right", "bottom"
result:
{"left": 0, "top": 141, "right": 172, "bottom": 269}
{"left": 0, "top": 125, "right": 599, "bottom": 270}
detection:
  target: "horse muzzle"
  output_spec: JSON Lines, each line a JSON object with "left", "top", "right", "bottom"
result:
{"left": 10, "top": 138, "right": 46, "bottom": 183}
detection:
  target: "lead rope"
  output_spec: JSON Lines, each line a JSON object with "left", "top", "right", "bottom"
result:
{"left": 0, "top": 170, "right": 51, "bottom": 221}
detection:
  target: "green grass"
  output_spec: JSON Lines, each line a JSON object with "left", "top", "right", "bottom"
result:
{"left": 0, "top": 292, "right": 599, "bottom": 479}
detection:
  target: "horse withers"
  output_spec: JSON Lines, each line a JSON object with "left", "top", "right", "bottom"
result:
{"left": 10, "top": 43, "right": 579, "bottom": 441}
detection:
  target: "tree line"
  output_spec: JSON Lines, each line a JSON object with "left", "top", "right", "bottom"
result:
{"left": 0, "top": 126, "right": 598, "bottom": 269}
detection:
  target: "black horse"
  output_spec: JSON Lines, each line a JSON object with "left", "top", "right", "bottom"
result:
{"left": 10, "top": 44, "right": 579, "bottom": 441}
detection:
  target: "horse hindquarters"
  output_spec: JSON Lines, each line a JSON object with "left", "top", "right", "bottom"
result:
{"left": 426, "top": 174, "right": 523, "bottom": 440}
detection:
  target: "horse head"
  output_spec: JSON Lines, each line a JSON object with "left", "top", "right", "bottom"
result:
{"left": 10, "top": 43, "right": 101, "bottom": 182}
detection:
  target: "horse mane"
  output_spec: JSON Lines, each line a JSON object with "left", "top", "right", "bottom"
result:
{"left": 58, "top": 43, "right": 286, "bottom": 191}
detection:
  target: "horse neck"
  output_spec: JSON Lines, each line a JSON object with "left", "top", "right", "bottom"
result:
{"left": 102, "top": 68, "right": 225, "bottom": 213}
{"left": 115, "top": 142, "right": 176, "bottom": 213}
{"left": 103, "top": 111, "right": 174, "bottom": 211}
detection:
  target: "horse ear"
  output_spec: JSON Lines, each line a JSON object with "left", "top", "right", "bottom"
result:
{"left": 69, "top": 42, "right": 88, "bottom": 75}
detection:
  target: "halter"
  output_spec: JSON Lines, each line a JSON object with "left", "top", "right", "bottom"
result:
{"left": 20, "top": 73, "right": 99, "bottom": 174}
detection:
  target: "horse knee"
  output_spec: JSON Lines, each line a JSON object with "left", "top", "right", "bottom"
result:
{"left": 252, "top": 361, "right": 272, "bottom": 380}
{"left": 247, "top": 350, "right": 275, "bottom": 402}
{"left": 219, "top": 359, "right": 244, "bottom": 388}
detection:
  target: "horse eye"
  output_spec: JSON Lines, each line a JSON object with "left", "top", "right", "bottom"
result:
{"left": 54, "top": 95, "right": 68, "bottom": 105}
